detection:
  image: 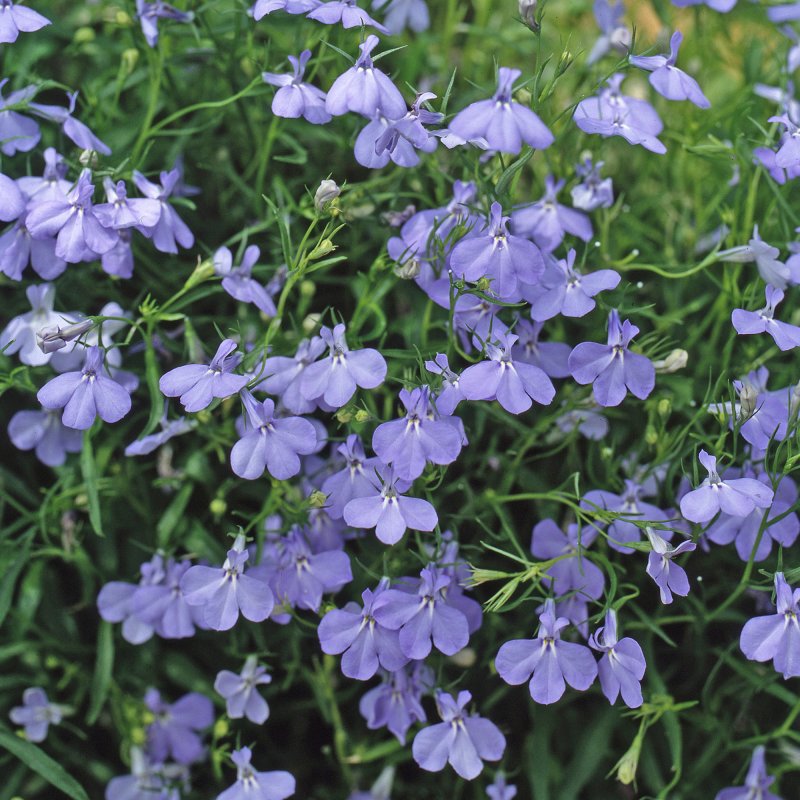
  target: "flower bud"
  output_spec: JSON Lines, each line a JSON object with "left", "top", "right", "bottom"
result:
{"left": 308, "top": 239, "right": 335, "bottom": 260}
{"left": 314, "top": 179, "right": 341, "bottom": 213}
{"left": 738, "top": 383, "right": 759, "bottom": 418}
{"left": 393, "top": 257, "right": 421, "bottom": 280}
{"left": 354, "top": 408, "right": 371, "bottom": 423}
{"left": 519, "top": 0, "right": 539, "bottom": 31}
{"left": 610, "top": 26, "right": 631, "bottom": 54}
{"left": 653, "top": 349, "right": 688, "bottom": 374}
{"left": 210, "top": 498, "right": 227, "bottom": 517}
{"left": 308, "top": 490, "right": 327, "bottom": 509}
{"left": 79, "top": 149, "right": 99, "bottom": 167}
{"left": 37, "top": 319, "right": 94, "bottom": 353}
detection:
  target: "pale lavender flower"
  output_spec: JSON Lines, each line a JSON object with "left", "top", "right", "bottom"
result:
{"left": 555, "top": 405, "right": 609, "bottom": 440}
{"left": 0, "top": 172, "right": 24, "bottom": 222}
{"left": 569, "top": 310, "right": 655, "bottom": 407}
{"left": 673, "top": 0, "right": 736, "bottom": 11}
{"left": 218, "top": 747, "right": 295, "bottom": 800}
{"left": 214, "top": 245, "right": 277, "bottom": 316}
{"left": 460, "top": 332, "right": 555, "bottom": 414}
{"left": 412, "top": 690, "right": 506, "bottom": 780}
{"left": 770, "top": 112, "right": 800, "bottom": 171}
{"left": 16, "top": 148, "right": 69, "bottom": 203}
{"left": 180, "top": 534, "right": 275, "bottom": 631}
{"left": 214, "top": 656, "right": 272, "bottom": 724}
{"left": 717, "top": 225, "right": 796, "bottom": 289}
{"left": 145, "top": 689, "right": 212, "bottom": 766}
{"left": 8, "top": 406, "right": 82, "bottom": 466}
{"left": 9, "top": 688, "right": 63, "bottom": 742}
{"left": 740, "top": 572, "right": 800, "bottom": 679}
{"left": 132, "top": 168, "right": 194, "bottom": 253}
{"left": 425, "top": 353, "right": 465, "bottom": 414}
{"left": 512, "top": 177, "right": 593, "bottom": 254}
{"left": 714, "top": 746, "right": 781, "bottom": 800}
{"left": 37, "top": 345, "right": 132, "bottom": 430}
{"left": 252, "top": 0, "right": 319, "bottom": 20}
{"left": 768, "top": 3, "right": 800, "bottom": 22}
{"left": 732, "top": 285, "right": 800, "bottom": 351}
{"left": 308, "top": 0, "right": 388, "bottom": 32}
{"left": 571, "top": 157, "right": 614, "bottom": 211}
{"left": 257, "top": 336, "right": 326, "bottom": 414}
{"left": 487, "top": 773, "right": 517, "bottom": 800}
{"left": 137, "top": 0, "right": 194, "bottom": 47}
{"left": 449, "top": 67, "right": 554, "bottom": 154}
{"left": 29, "top": 91, "right": 112, "bottom": 155}
{"left": 105, "top": 746, "right": 188, "bottom": 800}
{"left": 629, "top": 31, "right": 710, "bottom": 108}
{"left": 495, "top": 599, "right": 598, "bottom": 704}
{"left": 125, "top": 415, "right": 193, "bottom": 456}
{"left": 511, "top": 319, "right": 571, "bottom": 379}
{"left": 372, "top": 0, "right": 429, "bottom": 34}
{"left": 325, "top": 35, "right": 406, "bottom": 119}
{"left": 679, "top": 450, "right": 774, "bottom": 524}
{"left": 94, "top": 178, "right": 161, "bottom": 229}
{"left": 159, "top": 339, "right": 248, "bottom": 413}
{"left": 262, "top": 50, "right": 332, "bottom": 125}
{"left": 587, "top": 0, "right": 630, "bottom": 65}
{"left": 0, "top": 2, "right": 50, "bottom": 43}
{"left": 0, "top": 80, "right": 40, "bottom": 155}
{"left": 348, "top": 767, "right": 394, "bottom": 800}
{"left": 588, "top": 610, "right": 646, "bottom": 708}
{"left": 646, "top": 529, "right": 696, "bottom": 604}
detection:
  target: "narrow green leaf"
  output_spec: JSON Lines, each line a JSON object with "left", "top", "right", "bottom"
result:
{"left": 80, "top": 431, "right": 103, "bottom": 537}
{"left": 0, "top": 530, "right": 34, "bottom": 627}
{"left": 86, "top": 621, "right": 114, "bottom": 725}
{"left": 157, "top": 482, "right": 193, "bottom": 548}
{"left": 0, "top": 727, "right": 90, "bottom": 800}
{"left": 495, "top": 147, "right": 534, "bottom": 198}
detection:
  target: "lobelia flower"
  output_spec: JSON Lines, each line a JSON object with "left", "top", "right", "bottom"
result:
{"left": 8, "top": 406, "right": 83, "bottom": 466}
{"left": 348, "top": 767, "right": 394, "bottom": 800}
{"left": 372, "top": 565, "right": 470, "bottom": 659}
{"left": 9, "top": 688, "right": 64, "bottom": 742}
{"left": 325, "top": 35, "right": 406, "bottom": 119}
{"left": 132, "top": 168, "right": 194, "bottom": 253}
{"left": 125, "top": 414, "right": 194, "bottom": 456}
{"left": 645, "top": 528, "right": 696, "bottom": 604}
{"left": 0, "top": 172, "right": 24, "bottom": 222}
{"left": 372, "top": 386, "right": 463, "bottom": 481}
{"left": 214, "top": 656, "right": 272, "bottom": 724}
{"left": 0, "top": 2, "right": 50, "bottom": 43}
{"left": 755, "top": 143, "right": 800, "bottom": 185}
{"left": 587, "top": 0, "right": 631, "bottom": 65}
{"left": 180, "top": 534, "right": 275, "bottom": 631}
{"left": 218, "top": 747, "right": 295, "bottom": 800}
{"left": 37, "top": 345, "right": 132, "bottom": 430}
{"left": 257, "top": 336, "right": 326, "bottom": 414}
{"left": 679, "top": 450, "right": 774, "bottom": 524}
{"left": 300, "top": 323, "right": 387, "bottom": 408}
{"left": 574, "top": 74, "right": 666, "bottom": 154}
{"left": 105, "top": 746, "right": 189, "bottom": 800}
{"left": 372, "top": 0, "right": 429, "bottom": 34}
{"left": 768, "top": 113, "right": 800, "bottom": 170}
{"left": 510, "top": 319, "right": 571, "bottom": 378}
{"left": 360, "top": 662, "right": 433, "bottom": 742}
{"left": 318, "top": 578, "right": 409, "bottom": 679}
{"left": 673, "top": 0, "right": 737, "bottom": 10}
{"left": 571, "top": 157, "right": 614, "bottom": 211}
{"left": 144, "top": 688, "right": 214, "bottom": 765}
{"left": 716, "top": 225, "right": 796, "bottom": 288}
{"left": 524, "top": 249, "right": 620, "bottom": 320}
{"left": 251, "top": 0, "right": 319, "bottom": 20}
{"left": 732, "top": 285, "right": 800, "bottom": 351}
{"left": 425, "top": 353, "right": 466, "bottom": 414}
{"left": 307, "top": 0, "right": 388, "bottom": 32}
{"left": 555, "top": 405, "right": 609, "bottom": 440}
{"left": 460, "top": 332, "right": 556, "bottom": 414}
{"left": 487, "top": 773, "right": 517, "bottom": 800}
{"left": 94, "top": 177, "right": 161, "bottom": 230}
{"left": 714, "top": 746, "right": 782, "bottom": 800}
{"left": 495, "top": 599, "right": 598, "bottom": 704}
{"left": 29, "top": 91, "right": 112, "bottom": 155}
{"left": 159, "top": 339, "right": 248, "bottom": 413}
{"left": 343, "top": 464, "right": 438, "bottom": 545}
{"left": 629, "top": 31, "right": 710, "bottom": 108}
{"left": 26, "top": 169, "right": 117, "bottom": 262}
{"left": 262, "top": 50, "right": 332, "bottom": 125}
{"left": 412, "top": 690, "right": 506, "bottom": 780}
{"left": 450, "top": 202, "right": 544, "bottom": 301}
{"left": 136, "top": 0, "right": 194, "bottom": 47}
{"left": 321, "top": 434, "right": 380, "bottom": 518}
{"left": 739, "top": 572, "right": 800, "bottom": 679}
{"left": 569, "top": 310, "right": 655, "bottom": 407}
{"left": 588, "top": 610, "right": 646, "bottom": 708}
{"left": 511, "top": 176, "right": 593, "bottom": 254}
{"left": 448, "top": 67, "right": 554, "bottom": 155}
{"left": 0, "top": 80, "right": 40, "bottom": 155}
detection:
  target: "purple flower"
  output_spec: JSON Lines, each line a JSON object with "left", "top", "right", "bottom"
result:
{"left": 510, "top": 319, "right": 571, "bottom": 378}
{"left": 412, "top": 690, "right": 506, "bottom": 780}
{"left": 262, "top": 50, "right": 332, "bottom": 125}
{"left": 105, "top": 746, "right": 188, "bottom": 800}
{"left": 646, "top": 529, "right": 696, "bottom": 604}
{"left": 555, "top": 404, "right": 609, "bottom": 440}
{"left": 252, "top": 0, "right": 319, "bottom": 20}
{"left": 571, "top": 157, "right": 614, "bottom": 211}
{"left": 307, "top": 0, "right": 388, "bottom": 32}
{"left": 714, "top": 746, "right": 781, "bottom": 800}
{"left": 180, "top": 534, "right": 275, "bottom": 631}
{"left": 588, "top": 610, "right": 646, "bottom": 708}
{"left": 132, "top": 168, "right": 194, "bottom": 253}
{"left": 159, "top": 338, "right": 248, "bottom": 413}
{"left": 372, "top": 386, "right": 463, "bottom": 481}
{"left": 448, "top": 67, "right": 554, "bottom": 155}
{"left": 372, "top": 565, "right": 470, "bottom": 659}
{"left": 9, "top": 688, "right": 63, "bottom": 742}
{"left": 325, "top": 35, "right": 406, "bottom": 119}
{"left": 144, "top": 688, "right": 213, "bottom": 765}
{"left": 257, "top": 336, "right": 326, "bottom": 414}
{"left": 214, "top": 656, "right": 272, "bottom": 724}
{"left": 0, "top": 2, "right": 50, "bottom": 43}
{"left": 495, "top": 599, "right": 598, "bottom": 704}
{"left": 343, "top": 464, "right": 437, "bottom": 544}
{"left": 231, "top": 390, "right": 317, "bottom": 480}
{"left": 215, "top": 244, "right": 277, "bottom": 317}
{"left": 587, "top": 0, "right": 630, "bottom": 65}
{"left": 348, "top": 767, "right": 394, "bottom": 800}
{"left": 574, "top": 74, "right": 666, "bottom": 154}
{"left": 740, "top": 572, "right": 800, "bottom": 679}
{"left": 768, "top": 113, "right": 800, "bottom": 170}
{"left": 450, "top": 202, "right": 544, "bottom": 301}
{"left": 511, "top": 177, "right": 593, "bottom": 254}
{"left": 125, "top": 415, "right": 194, "bottom": 456}
{"left": 679, "top": 450, "right": 774, "bottom": 524}
{"left": 26, "top": 169, "right": 118, "bottom": 262}
{"left": 425, "top": 353, "right": 466, "bottom": 414}
{"left": 0, "top": 80, "right": 39, "bottom": 155}
{"left": 524, "top": 249, "right": 619, "bottom": 320}
{"left": 460, "top": 332, "right": 555, "bottom": 414}
{"left": 300, "top": 323, "right": 387, "bottom": 408}
{"left": 717, "top": 225, "right": 796, "bottom": 289}
{"left": 673, "top": 0, "right": 736, "bottom": 10}
{"left": 37, "top": 345, "right": 132, "bottom": 430}
{"left": 94, "top": 178, "right": 161, "bottom": 230}
{"left": 8, "top": 406, "right": 83, "bottom": 466}
{"left": 321, "top": 434, "right": 380, "bottom": 518}
{"left": 372, "top": 0, "right": 429, "bottom": 34}
{"left": 318, "top": 579, "right": 409, "bottom": 679}
{"left": 732, "top": 285, "right": 800, "bottom": 351}
{"left": 29, "top": 91, "right": 112, "bottom": 155}
{"left": 0, "top": 172, "right": 24, "bottom": 222}
{"left": 136, "top": 0, "right": 194, "bottom": 47}
{"left": 569, "top": 309, "right": 655, "bottom": 407}
{"left": 629, "top": 31, "right": 710, "bottom": 108}
{"left": 360, "top": 662, "right": 432, "bottom": 743}
{"left": 218, "top": 747, "right": 295, "bottom": 800}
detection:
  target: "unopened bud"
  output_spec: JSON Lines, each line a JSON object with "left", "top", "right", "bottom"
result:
{"left": 354, "top": 408, "right": 371, "bottom": 423}
{"left": 336, "top": 408, "right": 354, "bottom": 424}
{"left": 610, "top": 26, "right": 631, "bottom": 54}
{"left": 653, "top": 349, "right": 688, "bottom": 374}
{"left": 314, "top": 179, "right": 341, "bottom": 213}
{"left": 519, "top": 0, "right": 539, "bottom": 31}
{"left": 308, "top": 239, "right": 335, "bottom": 260}
{"left": 645, "top": 426, "right": 659, "bottom": 445}
{"left": 657, "top": 398, "right": 671, "bottom": 419}
{"left": 449, "top": 647, "right": 476, "bottom": 668}
{"left": 37, "top": 319, "right": 93, "bottom": 353}
{"left": 614, "top": 733, "right": 642, "bottom": 785}
{"left": 308, "top": 490, "right": 327, "bottom": 509}
{"left": 79, "top": 149, "right": 99, "bottom": 167}
{"left": 738, "top": 383, "right": 759, "bottom": 418}
{"left": 210, "top": 498, "right": 227, "bottom": 517}
{"left": 303, "top": 313, "right": 323, "bottom": 335}
{"left": 393, "top": 257, "right": 421, "bottom": 280}
{"left": 381, "top": 204, "right": 416, "bottom": 227}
